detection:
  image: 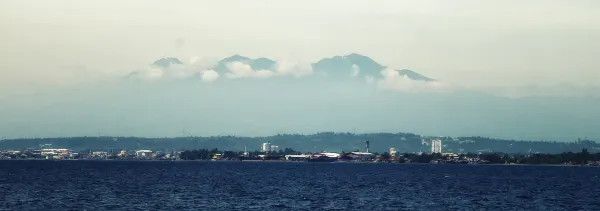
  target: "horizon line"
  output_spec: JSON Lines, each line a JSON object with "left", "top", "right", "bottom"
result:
{"left": 1, "top": 132, "right": 591, "bottom": 142}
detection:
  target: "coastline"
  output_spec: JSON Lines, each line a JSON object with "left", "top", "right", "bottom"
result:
{"left": 0, "top": 159, "right": 596, "bottom": 167}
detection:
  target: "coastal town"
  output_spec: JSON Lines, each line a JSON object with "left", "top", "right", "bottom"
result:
{"left": 1, "top": 139, "right": 599, "bottom": 166}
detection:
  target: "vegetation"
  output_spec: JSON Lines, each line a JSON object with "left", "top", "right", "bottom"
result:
{"left": 175, "top": 147, "right": 600, "bottom": 165}
{"left": 0, "top": 132, "right": 597, "bottom": 154}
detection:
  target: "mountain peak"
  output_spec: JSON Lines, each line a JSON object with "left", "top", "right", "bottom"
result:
{"left": 344, "top": 53, "right": 368, "bottom": 59}
{"left": 312, "top": 53, "right": 384, "bottom": 77}
{"left": 214, "top": 55, "right": 276, "bottom": 73}
{"left": 151, "top": 57, "right": 183, "bottom": 68}
{"left": 220, "top": 54, "right": 251, "bottom": 63}
{"left": 252, "top": 57, "right": 276, "bottom": 70}
{"left": 142, "top": 54, "right": 434, "bottom": 82}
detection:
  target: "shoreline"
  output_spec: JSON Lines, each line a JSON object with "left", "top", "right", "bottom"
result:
{"left": 0, "top": 159, "right": 596, "bottom": 167}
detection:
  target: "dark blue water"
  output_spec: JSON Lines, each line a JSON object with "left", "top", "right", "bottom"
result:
{"left": 1, "top": 161, "right": 599, "bottom": 210}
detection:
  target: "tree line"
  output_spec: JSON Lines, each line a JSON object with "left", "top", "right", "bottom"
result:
{"left": 1, "top": 132, "right": 597, "bottom": 154}
{"left": 178, "top": 147, "right": 600, "bottom": 165}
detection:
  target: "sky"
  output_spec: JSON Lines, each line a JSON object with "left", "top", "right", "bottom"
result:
{"left": 1, "top": 0, "right": 599, "bottom": 96}
{"left": 1, "top": 0, "right": 600, "bottom": 140}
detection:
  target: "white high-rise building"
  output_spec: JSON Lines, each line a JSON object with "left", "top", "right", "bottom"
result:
{"left": 389, "top": 148, "right": 397, "bottom": 157}
{"left": 261, "top": 142, "right": 271, "bottom": 152}
{"left": 431, "top": 140, "right": 442, "bottom": 153}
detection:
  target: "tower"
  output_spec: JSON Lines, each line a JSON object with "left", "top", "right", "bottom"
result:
{"left": 365, "top": 141, "right": 370, "bottom": 153}
{"left": 431, "top": 140, "right": 442, "bottom": 154}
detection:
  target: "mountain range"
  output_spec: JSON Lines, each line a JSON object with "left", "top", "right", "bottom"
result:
{"left": 134, "top": 53, "right": 435, "bottom": 82}
{"left": 1, "top": 53, "right": 599, "bottom": 142}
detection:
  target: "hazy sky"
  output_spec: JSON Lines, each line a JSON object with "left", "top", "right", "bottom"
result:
{"left": 1, "top": 0, "right": 599, "bottom": 96}
{"left": 2, "top": 0, "right": 600, "bottom": 140}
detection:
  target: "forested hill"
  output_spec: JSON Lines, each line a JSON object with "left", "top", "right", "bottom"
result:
{"left": 0, "top": 132, "right": 597, "bottom": 154}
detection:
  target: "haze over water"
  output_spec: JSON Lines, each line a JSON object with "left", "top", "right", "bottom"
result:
{"left": 2, "top": 0, "right": 600, "bottom": 141}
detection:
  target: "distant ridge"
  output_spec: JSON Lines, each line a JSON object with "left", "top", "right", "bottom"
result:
{"left": 145, "top": 53, "right": 434, "bottom": 81}
{"left": 214, "top": 55, "right": 277, "bottom": 74}
{"left": 151, "top": 57, "right": 183, "bottom": 68}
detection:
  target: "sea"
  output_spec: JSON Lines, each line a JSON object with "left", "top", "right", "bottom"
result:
{"left": 0, "top": 160, "right": 599, "bottom": 211}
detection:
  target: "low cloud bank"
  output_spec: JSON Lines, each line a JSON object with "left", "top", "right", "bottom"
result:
{"left": 225, "top": 60, "right": 313, "bottom": 79}
{"left": 134, "top": 57, "right": 313, "bottom": 82}
{"left": 132, "top": 57, "right": 450, "bottom": 92}
{"left": 107, "top": 55, "right": 467, "bottom": 95}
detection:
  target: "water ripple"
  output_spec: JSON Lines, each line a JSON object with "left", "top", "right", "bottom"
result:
{"left": 0, "top": 161, "right": 598, "bottom": 210}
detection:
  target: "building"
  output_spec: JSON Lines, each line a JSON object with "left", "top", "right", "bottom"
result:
{"left": 285, "top": 154, "right": 310, "bottom": 161}
{"left": 315, "top": 152, "right": 341, "bottom": 158}
{"left": 347, "top": 152, "right": 376, "bottom": 161}
{"left": 40, "top": 149, "right": 69, "bottom": 156}
{"left": 389, "top": 148, "right": 397, "bottom": 157}
{"left": 243, "top": 146, "right": 249, "bottom": 157}
{"left": 431, "top": 140, "right": 442, "bottom": 153}
{"left": 136, "top": 150, "right": 153, "bottom": 157}
{"left": 442, "top": 153, "right": 458, "bottom": 158}
{"left": 92, "top": 151, "right": 108, "bottom": 157}
{"left": 261, "top": 142, "right": 271, "bottom": 152}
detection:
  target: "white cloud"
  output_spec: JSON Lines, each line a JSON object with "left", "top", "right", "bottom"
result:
{"left": 188, "top": 56, "right": 200, "bottom": 64}
{"left": 225, "top": 62, "right": 276, "bottom": 79}
{"left": 132, "top": 56, "right": 223, "bottom": 82}
{"left": 165, "top": 64, "right": 197, "bottom": 79}
{"left": 274, "top": 60, "right": 313, "bottom": 78}
{"left": 377, "top": 68, "right": 448, "bottom": 92}
{"left": 351, "top": 64, "right": 360, "bottom": 77}
{"left": 137, "top": 66, "right": 164, "bottom": 81}
{"left": 225, "top": 60, "right": 313, "bottom": 79}
{"left": 187, "top": 56, "right": 219, "bottom": 69}
{"left": 201, "top": 70, "right": 219, "bottom": 82}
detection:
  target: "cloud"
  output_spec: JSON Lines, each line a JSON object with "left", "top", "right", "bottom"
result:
{"left": 188, "top": 56, "right": 218, "bottom": 69}
{"left": 136, "top": 66, "right": 164, "bottom": 81}
{"left": 377, "top": 68, "right": 448, "bottom": 92}
{"left": 274, "top": 60, "right": 313, "bottom": 77}
{"left": 351, "top": 64, "right": 360, "bottom": 77}
{"left": 225, "top": 62, "right": 276, "bottom": 79}
{"left": 189, "top": 56, "right": 200, "bottom": 64}
{"left": 132, "top": 56, "right": 223, "bottom": 82}
{"left": 225, "top": 60, "right": 313, "bottom": 79}
{"left": 201, "top": 70, "right": 219, "bottom": 82}
{"left": 165, "top": 64, "right": 198, "bottom": 79}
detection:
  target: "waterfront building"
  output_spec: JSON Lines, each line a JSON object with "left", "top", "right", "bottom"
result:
{"left": 243, "top": 146, "right": 249, "bottom": 157}
{"left": 92, "top": 151, "right": 108, "bottom": 157}
{"left": 285, "top": 154, "right": 310, "bottom": 161}
{"left": 431, "top": 140, "right": 442, "bottom": 153}
{"left": 136, "top": 150, "right": 153, "bottom": 157}
{"left": 347, "top": 152, "right": 375, "bottom": 160}
{"left": 40, "top": 149, "right": 69, "bottom": 156}
{"left": 261, "top": 142, "right": 271, "bottom": 152}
